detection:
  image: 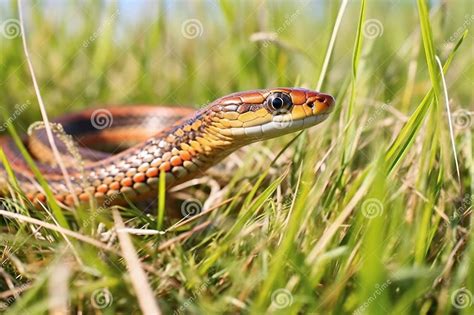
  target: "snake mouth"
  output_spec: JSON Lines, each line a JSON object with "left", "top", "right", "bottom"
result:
{"left": 225, "top": 112, "right": 330, "bottom": 140}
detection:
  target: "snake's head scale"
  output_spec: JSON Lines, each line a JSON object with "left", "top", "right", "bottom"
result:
{"left": 207, "top": 88, "right": 334, "bottom": 143}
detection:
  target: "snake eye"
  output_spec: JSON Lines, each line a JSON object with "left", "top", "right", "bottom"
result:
{"left": 267, "top": 92, "right": 293, "bottom": 113}
{"left": 272, "top": 97, "right": 284, "bottom": 110}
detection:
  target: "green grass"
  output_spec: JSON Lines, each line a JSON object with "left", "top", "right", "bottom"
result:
{"left": 1, "top": 0, "right": 473, "bottom": 314}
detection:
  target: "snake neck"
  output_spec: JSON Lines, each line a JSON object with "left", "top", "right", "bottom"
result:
{"left": 142, "top": 108, "right": 238, "bottom": 175}
{"left": 64, "top": 109, "right": 237, "bottom": 203}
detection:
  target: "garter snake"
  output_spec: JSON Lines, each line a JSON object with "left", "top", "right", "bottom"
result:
{"left": 0, "top": 88, "right": 334, "bottom": 206}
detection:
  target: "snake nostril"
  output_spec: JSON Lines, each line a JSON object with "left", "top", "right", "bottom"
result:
{"left": 318, "top": 94, "right": 335, "bottom": 106}
{"left": 315, "top": 96, "right": 325, "bottom": 103}
{"left": 307, "top": 102, "right": 314, "bottom": 108}
{"left": 326, "top": 95, "right": 335, "bottom": 106}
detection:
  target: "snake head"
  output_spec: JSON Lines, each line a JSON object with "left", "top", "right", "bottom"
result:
{"left": 209, "top": 88, "right": 334, "bottom": 142}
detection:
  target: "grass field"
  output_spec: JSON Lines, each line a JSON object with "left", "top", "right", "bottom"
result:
{"left": 0, "top": 0, "right": 473, "bottom": 314}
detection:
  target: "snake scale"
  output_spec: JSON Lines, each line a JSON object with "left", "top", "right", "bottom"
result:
{"left": 0, "top": 88, "right": 334, "bottom": 207}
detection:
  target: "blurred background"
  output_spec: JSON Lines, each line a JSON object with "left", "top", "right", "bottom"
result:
{"left": 0, "top": 0, "right": 472, "bottom": 125}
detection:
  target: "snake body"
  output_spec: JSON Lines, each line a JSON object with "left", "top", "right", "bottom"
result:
{"left": 0, "top": 88, "right": 334, "bottom": 206}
